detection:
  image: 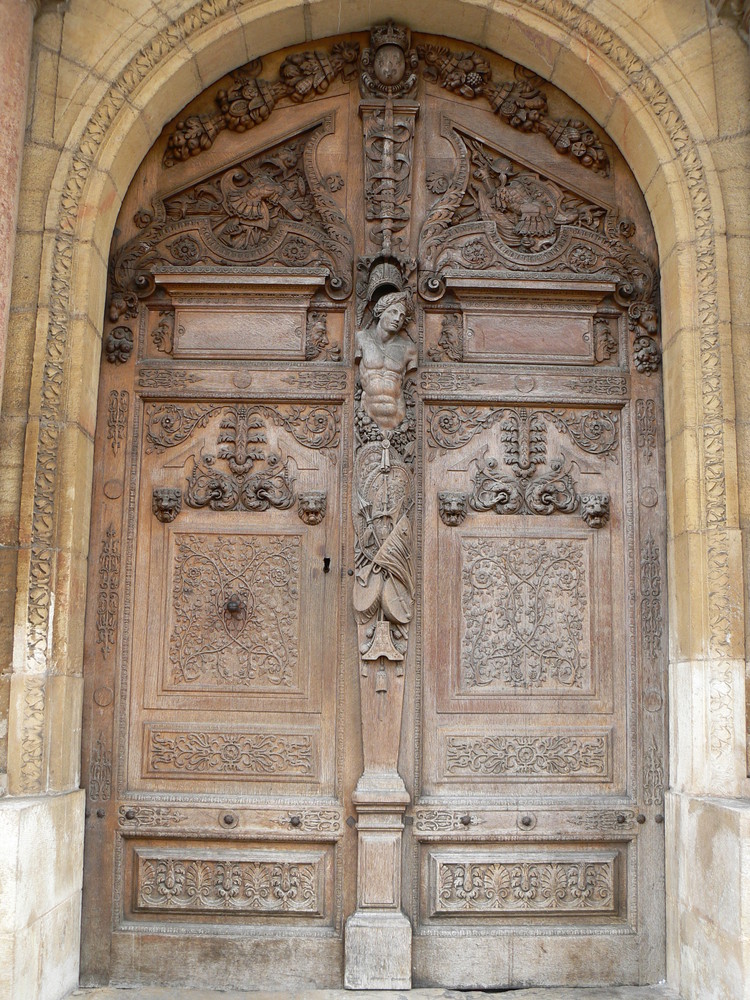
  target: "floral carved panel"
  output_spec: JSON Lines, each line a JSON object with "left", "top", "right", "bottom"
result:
{"left": 167, "top": 533, "right": 301, "bottom": 692}
{"left": 460, "top": 536, "right": 591, "bottom": 692}
{"left": 431, "top": 853, "right": 617, "bottom": 916}
{"left": 133, "top": 850, "right": 327, "bottom": 917}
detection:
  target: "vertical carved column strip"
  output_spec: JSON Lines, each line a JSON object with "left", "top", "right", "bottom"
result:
{"left": 345, "top": 23, "right": 419, "bottom": 990}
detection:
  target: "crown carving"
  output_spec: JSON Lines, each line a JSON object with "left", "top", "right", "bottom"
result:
{"left": 369, "top": 20, "right": 410, "bottom": 52}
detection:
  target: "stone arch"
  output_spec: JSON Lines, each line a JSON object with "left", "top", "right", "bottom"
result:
{"left": 3, "top": 4, "right": 746, "bottom": 994}
{"left": 12, "top": 0, "right": 743, "bottom": 792}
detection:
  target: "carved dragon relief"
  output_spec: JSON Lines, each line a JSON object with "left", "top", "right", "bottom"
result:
{"left": 106, "top": 116, "right": 354, "bottom": 351}
{"left": 418, "top": 121, "right": 660, "bottom": 372}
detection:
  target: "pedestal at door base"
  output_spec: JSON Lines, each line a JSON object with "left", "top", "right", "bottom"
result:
{"left": 344, "top": 910, "right": 412, "bottom": 989}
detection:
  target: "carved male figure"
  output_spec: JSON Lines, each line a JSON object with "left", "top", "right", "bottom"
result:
{"left": 355, "top": 291, "right": 417, "bottom": 431}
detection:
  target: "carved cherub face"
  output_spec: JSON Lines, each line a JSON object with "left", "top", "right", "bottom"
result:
{"left": 298, "top": 490, "right": 327, "bottom": 525}
{"left": 438, "top": 490, "right": 469, "bottom": 527}
{"left": 580, "top": 492, "right": 610, "bottom": 528}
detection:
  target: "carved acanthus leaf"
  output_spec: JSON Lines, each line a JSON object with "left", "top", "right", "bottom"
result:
{"left": 145, "top": 403, "right": 340, "bottom": 453}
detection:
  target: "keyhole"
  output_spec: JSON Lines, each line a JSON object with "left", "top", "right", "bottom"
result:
{"left": 323, "top": 557, "right": 331, "bottom": 574}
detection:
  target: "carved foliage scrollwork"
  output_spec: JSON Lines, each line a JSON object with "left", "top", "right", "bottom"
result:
{"left": 419, "top": 48, "right": 609, "bottom": 174}
{"left": 147, "top": 730, "right": 314, "bottom": 777}
{"left": 107, "top": 390, "right": 129, "bottom": 455}
{"left": 96, "top": 524, "right": 121, "bottom": 657}
{"left": 436, "top": 859, "right": 615, "bottom": 913}
{"left": 169, "top": 533, "right": 300, "bottom": 690}
{"left": 145, "top": 402, "right": 340, "bottom": 455}
{"left": 88, "top": 734, "right": 112, "bottom": 800}
{"left": 461, "top": 536, "right": 590, "bottom": 691}
{"left": 445, "top": 734, "right": 608, "bottom": 777}
{"left": 427, "top": 405, "right": 619, "bottom": 459}
{"left": 417, "top": 122, "right": 660, "bottom": 375}
{"left": 640, "top": 534, "right": 663, "bottom": 660}
{"left": 431, "top": 407, "right": 616, "bottom": 525}
{"left": 137, "top": 856, "right": 320, "bottom": 913}
{"left": 105, "top": 326, "right": 134, "bottom": 364}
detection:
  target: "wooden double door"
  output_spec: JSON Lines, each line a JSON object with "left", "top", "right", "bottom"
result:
{"left": 81, "top": 24, "right": 667, "bottom": 990}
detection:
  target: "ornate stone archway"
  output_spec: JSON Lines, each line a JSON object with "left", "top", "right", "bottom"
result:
{"left": 0, "top": 2, "right": 747, "bottom": 998}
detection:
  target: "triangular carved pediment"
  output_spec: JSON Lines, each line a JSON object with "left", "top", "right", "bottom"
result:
{"left": 109, "top": 115, "right": 353, "bottom": 316}
{"left": 419, "top": 119, "right": 655, "bottom": 292}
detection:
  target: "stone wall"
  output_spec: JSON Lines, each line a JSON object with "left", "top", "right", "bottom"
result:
{"left": 0, "top": 1, "right": 747, "bottom": 998}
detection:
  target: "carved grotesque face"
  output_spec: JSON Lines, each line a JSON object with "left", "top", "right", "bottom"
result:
{"left": 298, "top": 490, "right": 327, "bottom": 525}
{"left": 152, "top": 487, "right": 182, "bottom": 523}
{"left": 580, "top": 492, "right": 610, "bottom": 528}
{"left": 438, "top": 490, "right": 469, "bottom": 527}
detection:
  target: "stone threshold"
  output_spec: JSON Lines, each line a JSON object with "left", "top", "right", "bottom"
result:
{"left": 69, "top": 987, "right": 682, "bottom": 999}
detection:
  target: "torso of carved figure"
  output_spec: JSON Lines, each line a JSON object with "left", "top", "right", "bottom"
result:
{"left": 355, "top": 307, "right": 417, "bottom": 431}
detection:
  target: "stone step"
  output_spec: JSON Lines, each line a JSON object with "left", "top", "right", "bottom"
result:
{"left": 70, "top": 987, "right": 682, "bottom": 999}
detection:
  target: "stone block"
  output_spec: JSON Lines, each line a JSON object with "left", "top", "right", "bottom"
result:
{"left": 550, "top": 41, "right": 621, "bottom": 134}
{"left": 45, "top": 675, "right": 84, "bottom": 791}
{"left": 238, "top": 3, "right": 307, "bottom": 63}
{"left": 344, "top": 910, "right": 411, "bottom": 989}
{"left": 484, "top": 8, "right": 562, "bottom": 82}
{"left": 38, "top": 892, "right": 82, "bottom": 1000}
{"left": 0, "top": 792, "right": 84, "bottom": 999}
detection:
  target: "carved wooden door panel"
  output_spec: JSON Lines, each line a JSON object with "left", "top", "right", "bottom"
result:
{"left": 81, "top": 25, "right": 666, "bottom": 991}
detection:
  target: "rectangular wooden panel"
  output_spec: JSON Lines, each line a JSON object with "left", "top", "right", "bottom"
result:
{"left": 142, "top": 725, "right": 318, "bottom": 780}
{"left": 424, "top": 845, "right": 625, "bottom": 921}
{"left": 173, "top": 305, "right": 306, "bottom": 359}
{"left": 464, "top": 307, "right": 592, "bottom": 363}
{"left": 440, "top": 730, "right": 613, "bottom": 782}
{"left": 124, "top": 841, "right": 333, "bottom": 922}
